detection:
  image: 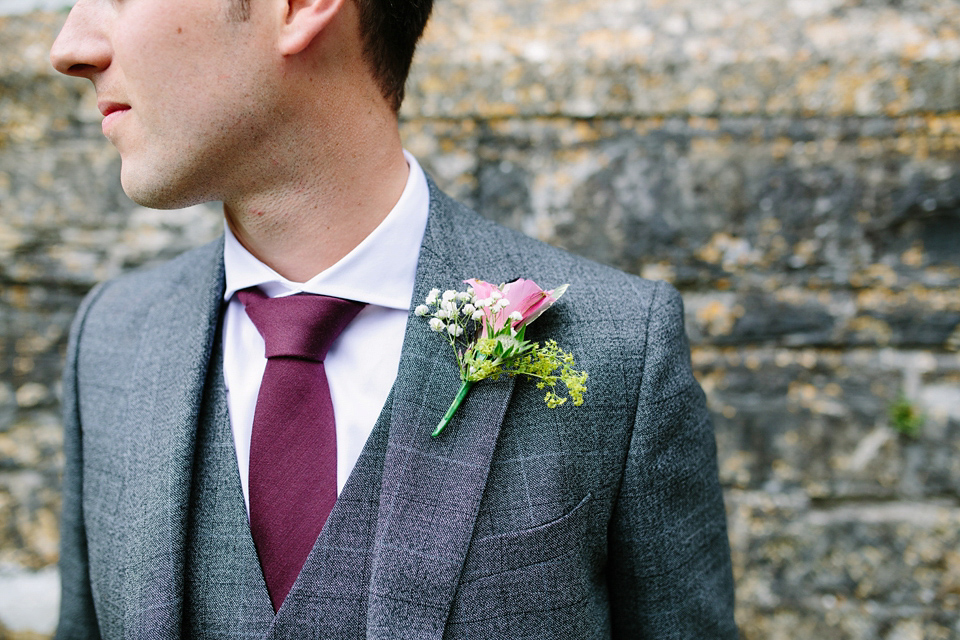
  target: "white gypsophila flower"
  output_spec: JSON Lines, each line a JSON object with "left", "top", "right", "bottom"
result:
{"left": 429, "top": 318, "right": 446, "bottom": 332}
{"left": 457, "top": 291, "right": 472, "bottom": 302}
{"left": 491, "top": 290, "right": 503, "bottom": 300}
{"left": 414, "top": 305, "right": 429, "bottom": 316}
{"left": 442, "top": 290, "right": 457, "bottom": 302}
{"left": 493, "top": 299, "right": 508, "bottom": 312}
{"left": 441, "top": 300, "right": 456, "bottom": 313}
{"left": 477, "top": 297, "right": 491, "bottom": 308}
{"left": 462, "top": 304, "right": 476, "bottom": 315}
{"left": 426, "top": 288, "right": 441, "bottom": 305}
{"left": 508, "top": 311, "right": 523, "bottom": 323}
{"left": 467, "top": 287, "right": 475, "bottom": 296}
{"left": 447, "top": 324, "right": 464, "bottom": 337}
{"left": 435, "top": 309, "right": 450, "bottom": 320}
{"left": 472, "top": 310, "right": 484, "bottom": 321}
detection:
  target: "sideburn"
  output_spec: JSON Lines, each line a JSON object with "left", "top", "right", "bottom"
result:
{"left": 228, "top": 0, "right": 251, "bottom": 22}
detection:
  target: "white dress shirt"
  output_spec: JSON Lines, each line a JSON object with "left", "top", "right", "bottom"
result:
{"left": 221, "top": 151, "right": 429, "bottom": 513}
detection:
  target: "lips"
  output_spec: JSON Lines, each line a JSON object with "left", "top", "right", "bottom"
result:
{"left": 98, "top": 100, "right": 131, "bottom": 135}
{"left": 98, "top": 100, "right": 130, "bottom": 117}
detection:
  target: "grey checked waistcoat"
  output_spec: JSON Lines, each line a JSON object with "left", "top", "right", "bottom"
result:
{"left": 182, "top": 343, "right": 394, "bottom": 638}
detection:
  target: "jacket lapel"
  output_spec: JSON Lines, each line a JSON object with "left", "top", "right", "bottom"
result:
{"left": 366, "top": 184, "right": 518, "bottom": 638}
{"left": 113, "top": 240, "right": 225, "bottom": 633}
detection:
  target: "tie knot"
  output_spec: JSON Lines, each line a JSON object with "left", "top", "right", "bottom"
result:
{"left": 238, "top": 288, "right": 365, "bottom": 361}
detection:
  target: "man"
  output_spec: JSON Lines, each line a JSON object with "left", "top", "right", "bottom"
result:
{"left": 49, "top": 0, "right": 737, "bottom": 636}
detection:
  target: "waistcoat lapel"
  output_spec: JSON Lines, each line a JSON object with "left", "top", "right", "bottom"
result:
{"left": 364, "top": 183, "right": 518, "bottom": 639}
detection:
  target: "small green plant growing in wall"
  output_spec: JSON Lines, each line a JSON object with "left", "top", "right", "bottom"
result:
{"left": 889, "top": 394, "right": 923, "bottom": 438}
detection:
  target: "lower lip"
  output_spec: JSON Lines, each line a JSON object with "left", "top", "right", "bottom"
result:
{"left": 102, "top": 108, "right": 130, "bottom": 134}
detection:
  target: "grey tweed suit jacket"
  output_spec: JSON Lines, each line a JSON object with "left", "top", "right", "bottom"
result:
{"left": 56, "top": 181, "right": 737, "bottom": 638}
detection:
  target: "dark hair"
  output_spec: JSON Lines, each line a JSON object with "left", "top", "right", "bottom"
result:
{"left": 232, "top": 0, "right": 433, "bottom": 112}
{"left": 354, "top": 0, "right": 433, "bottom": 112}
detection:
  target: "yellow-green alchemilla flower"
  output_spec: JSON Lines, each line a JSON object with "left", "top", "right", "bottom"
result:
{"left": 416, "top": 278, "right": 588, "bottom": 437}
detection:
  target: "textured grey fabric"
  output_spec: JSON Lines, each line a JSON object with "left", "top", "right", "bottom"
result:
{"left": 56, "top": 181, "right": 737, "bottom": 638}
{"left": 182, "top": 343, "right": 273, "bottom": 637}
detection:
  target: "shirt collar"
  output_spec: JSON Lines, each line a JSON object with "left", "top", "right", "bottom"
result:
{"left": 223, "top": 150, "right": 429, "bottom": 310}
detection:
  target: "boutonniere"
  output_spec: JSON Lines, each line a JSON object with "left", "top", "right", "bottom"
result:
{"left": 415, "top": 278, "right": 588, "bottom": 437}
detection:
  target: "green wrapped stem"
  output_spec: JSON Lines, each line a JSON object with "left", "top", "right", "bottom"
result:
{"left": 432, "top": 379, "right": 475, "bottom": 438}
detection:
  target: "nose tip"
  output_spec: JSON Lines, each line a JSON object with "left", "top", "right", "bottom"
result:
{"left": 49, "top": 3, "right": 111, "bottom": 78}
{"left": 49, "top": 37, "right": 73, "bottom": 76}
{"left": 50, "top": 46, "right": 98, "bottom": 77}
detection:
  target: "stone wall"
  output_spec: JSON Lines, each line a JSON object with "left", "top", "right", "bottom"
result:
{"left": 1, "top": 0, "right": 959, "bottom": 637}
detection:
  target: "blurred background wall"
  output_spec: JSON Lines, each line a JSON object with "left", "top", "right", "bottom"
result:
{"left": 2, "top": 0, "right": 959, "bottom": 637}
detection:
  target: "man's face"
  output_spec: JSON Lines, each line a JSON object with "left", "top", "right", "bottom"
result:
{"left": 50, "top": 0, "right": 282, "bottom": 209}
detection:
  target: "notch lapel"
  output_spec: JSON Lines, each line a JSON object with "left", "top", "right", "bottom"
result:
{"left": 107, "top": 241, "right": 225, "bottom": 634}
{"left": 365, "top": 184, "right": 519, "bottom": 638}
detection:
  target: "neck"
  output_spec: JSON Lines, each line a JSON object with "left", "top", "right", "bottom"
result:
{"left": 223, "top": 125, "right": 409, "bottom": 283}
{"left": 217, "top": 0, "right": 410, "bottom": 285}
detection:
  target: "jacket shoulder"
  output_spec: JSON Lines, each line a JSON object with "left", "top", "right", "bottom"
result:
{"left": 428, "top": 182, "right": 663, "bottom": 313}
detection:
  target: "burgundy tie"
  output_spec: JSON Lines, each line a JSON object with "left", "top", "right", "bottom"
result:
{"left": 237, "top": 287, "right": 365, "bottom": 612}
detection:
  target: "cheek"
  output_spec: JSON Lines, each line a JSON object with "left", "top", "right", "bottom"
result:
{"left": 115, "top": 12, "right": 227, "bottom": 91}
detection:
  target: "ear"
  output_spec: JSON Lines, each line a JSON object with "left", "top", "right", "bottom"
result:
{"left": 277, "top": 0, "right": 346, "bottom": 56}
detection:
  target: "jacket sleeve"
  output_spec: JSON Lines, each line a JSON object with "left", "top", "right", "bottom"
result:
{"left": 55, "top": 285, "right": 105, "bottom": 640}
{"left": 607, "top": 281, "right": 738, "bottom": 638}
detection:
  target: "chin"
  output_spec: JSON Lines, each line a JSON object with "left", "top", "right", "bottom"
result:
{"left": 120, "top": 165, "right": 213, "bottom": 211}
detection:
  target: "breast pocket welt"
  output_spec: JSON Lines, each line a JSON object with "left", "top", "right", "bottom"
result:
{"left": 453, "top": 493, "right": 595, "bottom": 619}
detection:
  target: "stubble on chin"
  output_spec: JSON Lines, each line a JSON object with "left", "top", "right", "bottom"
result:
{"left": 119, "top": 157, "right": 220, "bottom": 211}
